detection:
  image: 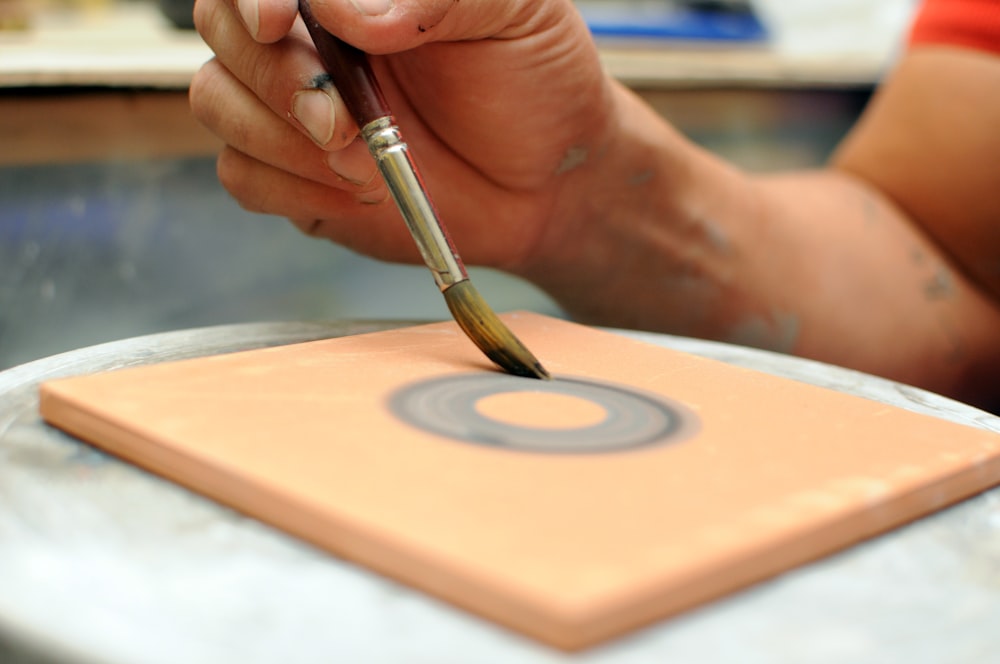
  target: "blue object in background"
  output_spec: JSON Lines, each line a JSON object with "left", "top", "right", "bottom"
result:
{"left": 576, "top": 0, "right": 768, "bottom": 42}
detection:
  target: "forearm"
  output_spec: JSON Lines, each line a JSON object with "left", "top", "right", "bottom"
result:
{"left": 521, "top": 82, "right": 1000, "bottom": 407}
{"left": 752, "top": 170, "right": 1000, "bottom": 397}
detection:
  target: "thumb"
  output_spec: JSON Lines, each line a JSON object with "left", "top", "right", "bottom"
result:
{"left": 302, "top": 0, "right": 553, "bottom": 54}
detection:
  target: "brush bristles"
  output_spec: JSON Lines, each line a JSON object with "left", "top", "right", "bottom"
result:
{"left": 443, "top": 280, "right": 550, "bottom": 380}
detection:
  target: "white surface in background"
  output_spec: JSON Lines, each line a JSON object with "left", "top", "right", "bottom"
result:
{"left": 0, "top": 0, "right": 922, "bottom": 87}
{"left": 753, "top": 0, "right": 917, "bottom": 61}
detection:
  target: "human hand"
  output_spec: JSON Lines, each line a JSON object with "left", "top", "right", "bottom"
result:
{"left": 191, "top": 0, "right": 1000, "bottom": 407}
{"left": 190, "top": 0, "right": 617, "bottom": 273}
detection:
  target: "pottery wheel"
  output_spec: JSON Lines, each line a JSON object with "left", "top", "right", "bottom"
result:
{"left": 2, "top": 321, "right": 999, "bottom": 664}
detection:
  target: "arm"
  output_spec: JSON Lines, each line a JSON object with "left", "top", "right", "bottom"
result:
{"left": 526, "top": 51, "right": 1000, "bottom": 408}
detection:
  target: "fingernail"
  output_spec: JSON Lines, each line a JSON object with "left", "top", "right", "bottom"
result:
{"left": 349, "top": 0, "right": 393, "bottom": 16}
{"left": 326, "top": 148, "right": 378, "bottom": 186}
{"left": 236, "top": 0, "right": 259, "bottom": 39}
{"left": 292, "top": 89, "right": 335, "bottom": 146}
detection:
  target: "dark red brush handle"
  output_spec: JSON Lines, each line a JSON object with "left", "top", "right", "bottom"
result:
{"left": 298, "top": 0, "right": 392, "bottom": 127}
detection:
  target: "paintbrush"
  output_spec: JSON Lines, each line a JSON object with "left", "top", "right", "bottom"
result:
{"left": 298, "top": 0, "right": 549, "bottom": 380}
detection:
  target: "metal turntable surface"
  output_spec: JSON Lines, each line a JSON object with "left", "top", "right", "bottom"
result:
{"left": 2, "top": 321, "right": 999, "bottom": 664}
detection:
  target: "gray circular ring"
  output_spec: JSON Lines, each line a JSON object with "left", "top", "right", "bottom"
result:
{"left": 388, "top": 373, "right": 699, "bottom": 454}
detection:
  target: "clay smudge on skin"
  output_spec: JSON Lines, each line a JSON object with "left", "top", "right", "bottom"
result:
{"left": 555, "top": 146, "right": 588, "bottom": 174}
{"left": 647, "top": 215, "right": 736, "bottom": 331}
{"left": 309, "top": 73, "right": 335, "bottom": 90}
{"left": 725, "top": 311, "right": 800, "bottom": 355}
{"left": 699, "top": 217, "right": 732, "bottom": 255}
{"left": 628, "top": 169, "right": 654, "bottom": 186}
{"left": 303, "top": 74, "right": 350, "bottom": 141}
{"left": 861, "top": 192, "right": 879, "bottom": 227}
{"left": 924, "top": 267, "right": 954, "bottom": 301}
{"left": 935, "top": 315, "right": 965, "bottom": 363}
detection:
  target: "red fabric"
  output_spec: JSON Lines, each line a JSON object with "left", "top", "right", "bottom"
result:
{"left": 910, "top": 0, "right": 1000, "bottom": 54}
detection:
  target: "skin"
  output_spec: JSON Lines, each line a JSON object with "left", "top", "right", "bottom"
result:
{"left": 190, "top": 0, "right": 1000, "bottom": 411}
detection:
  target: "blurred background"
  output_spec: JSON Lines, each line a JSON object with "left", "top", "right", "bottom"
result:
{"left": 0, "top": 0, "right": 918, "bottom": 371}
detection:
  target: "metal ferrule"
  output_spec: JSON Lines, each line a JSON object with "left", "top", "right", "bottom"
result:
{"left": 361, "top": 117, "right": 467, "bottom": 290}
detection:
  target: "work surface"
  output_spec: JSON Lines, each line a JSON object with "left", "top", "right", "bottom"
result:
{"left": 2, "top": 321, "right": 1000, "bottom": 663}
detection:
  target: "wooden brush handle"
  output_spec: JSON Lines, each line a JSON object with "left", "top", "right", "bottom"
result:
{"left": 298, "top": 0, "right": 392, "bottom": 127}
{"left": 299, "top": 0, "right": 466, "bottom": 292}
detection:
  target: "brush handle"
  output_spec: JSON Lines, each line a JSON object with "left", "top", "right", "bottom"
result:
{"left": 297, "top": 0, "right": 468, "bottom": 290}
{"left": 298, "top": 0, "right": 390, "bottom": 127}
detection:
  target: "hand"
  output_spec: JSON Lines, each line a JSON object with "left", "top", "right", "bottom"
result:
{"left": 190, "top": 0, "right": 616, "bottom": 272}
{"left": 190, "top": 0, "right": 1000, "bottom": 408}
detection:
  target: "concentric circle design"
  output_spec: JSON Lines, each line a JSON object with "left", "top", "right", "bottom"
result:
{"left": 388, "top": 374, "right": 699, "bottom": 454}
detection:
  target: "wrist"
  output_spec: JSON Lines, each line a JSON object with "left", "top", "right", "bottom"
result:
{"left": 517, "top": 81, "right": 763, "bottom": 335}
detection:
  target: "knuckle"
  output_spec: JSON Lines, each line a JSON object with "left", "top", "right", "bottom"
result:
{"left": 216, "top": 149, "right": 262, "bottom": 213}
{"left": 190, "top": 64, "right": 253, "bottom": 150}
{"left": 187, "top": 61, "right": 221, "bottom": 127}
{"left": 192, "top": 0, "right": 223, "bottom": 43}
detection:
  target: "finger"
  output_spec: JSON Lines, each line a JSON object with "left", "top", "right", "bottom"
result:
{"left": 191, "top": 58, "right": 383, "bottom": 194}
{"left": 300, "top": 0, "right": 559, "bottom": 54}
{"left": 195, "top": 0, "right": 359, "bottom": 150}
{"left": 217, "top": 147, "right": 422, "bottom": 262}
{"left": 228, "top": 0, "right": 299, "bottom": 44}
{"left": 218, "top": 145, "right": 391, "bottom": 214}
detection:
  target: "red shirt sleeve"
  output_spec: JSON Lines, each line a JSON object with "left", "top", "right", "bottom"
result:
{"left": 909, "top": 0, "right": 1000, "bottom": 54}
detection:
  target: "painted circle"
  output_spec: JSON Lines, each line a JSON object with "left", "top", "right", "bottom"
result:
{"left": 388, "top": 374, "right": 699, "bottom": 454}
